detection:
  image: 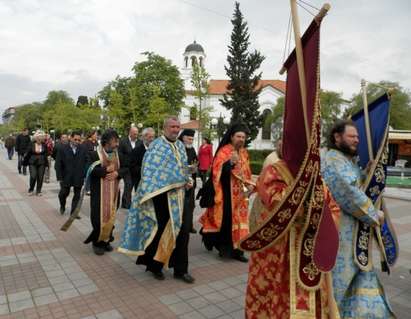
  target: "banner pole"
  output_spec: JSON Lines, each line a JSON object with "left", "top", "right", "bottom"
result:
{"left": 361, "top": 79, "right": 374, "bottom": 160}
{"left": 289, "top": 0, "right": 310, "bottom": 146}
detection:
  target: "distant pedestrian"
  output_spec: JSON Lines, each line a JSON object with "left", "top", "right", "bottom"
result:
{"left": 24, "top": 131, "right": 48, "bottom": 196}
{"left": 129, "top": 127, "right": 155, "bottom": 190}
{"left": 43, "top": 134, "right": 54, "bottom": 183}
{"left": 52, "top": 134, "right": 69, "bottom": 161}
{"left": 15, "top": 128, "right": 31, "bottom": 174}
{"left": 55, "top": 131, "right": 87, "bottom": 217}
{"left": 82, "top": 129, "right": 99, "bottom": 156}
{"left": 198, "top": 137, "right": 213, "bottom": 184}
{"left": 118, "top": 126, "right": 139, "bottom": 209}
{"left": 5, "top": 134, "right": 15, "bottom": 160}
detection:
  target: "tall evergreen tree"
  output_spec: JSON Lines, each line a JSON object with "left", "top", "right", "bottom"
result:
{"left": 220, "top": 2, "right": 265, "bottom": 143}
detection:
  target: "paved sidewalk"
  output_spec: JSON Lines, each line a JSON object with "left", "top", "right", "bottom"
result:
{"left": 0, "top": 155, "right": 410, "bottom": 319}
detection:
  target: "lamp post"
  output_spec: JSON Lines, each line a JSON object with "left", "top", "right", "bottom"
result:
{"left": 211, "top": 115, "right": 230, "bottom": 143}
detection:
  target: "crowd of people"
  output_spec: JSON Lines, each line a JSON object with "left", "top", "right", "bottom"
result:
{"left": 2, "top": 116, "right": 395, "bottom": 318}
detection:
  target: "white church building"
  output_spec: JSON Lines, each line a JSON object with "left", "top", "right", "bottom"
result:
{"left": 178, "top": 41, "right": 285, "bottom": 150}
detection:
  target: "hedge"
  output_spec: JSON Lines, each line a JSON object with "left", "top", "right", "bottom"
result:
{"left": 248, "top": 149, "right": 273, "bottom": 162}
{"left": 250, "top": 161, "right": 264, "bottom": 175}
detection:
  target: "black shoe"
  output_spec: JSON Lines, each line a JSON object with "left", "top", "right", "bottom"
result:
{"left": 190, "top": 228, "right": 197, "bottom": 234}
{"left": 59, "top": 207, "right": 65, "bottom": 215}
{"left": 174, "top": 273, "right": 195, "bottom": 284}
{"left": 75, "top": 215, "right": 81, "bottom": 220}
{"left": 233, "top": 255, "right": 248, "bottom": 263}
{"left": 92, "top": 245, "right": 105, "bottom": 256}
{"left": 105, "top": 243, "right": 113, "bottom": 252}
{"left": 151, "top": 271, "right": 165, "bottom": 280}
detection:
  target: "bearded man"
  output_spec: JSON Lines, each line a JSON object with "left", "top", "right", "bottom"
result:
{"left": 322, "top": 120, "right": 394, "bottom": 318}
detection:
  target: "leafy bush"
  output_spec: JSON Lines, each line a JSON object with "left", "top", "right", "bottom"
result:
{"left": 250, "top": 161, "right": 263, "bottom": 175}
{"left": 248, "top": 149, "right": 273, "bottom": 162}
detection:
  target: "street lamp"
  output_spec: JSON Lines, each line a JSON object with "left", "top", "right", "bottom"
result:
{"left": 137, "top": 123, "right": 143, "bottom": 129}
{"left": 211, "top": 115, "right": 231, "bottom": 143}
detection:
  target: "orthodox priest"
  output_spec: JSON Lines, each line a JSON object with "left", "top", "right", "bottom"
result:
{"left": 199, "top": 123, "right": 253, "bottom": 262}
{"left": 84, "top": 129, "right": 128, "bottom": 255}
{"left": 178, "top": 128, "right": 198, "bottom": 233}
{"left": 118, "top": 116, "right": 195, "bottom": 283}
{"left": 245, "top": 140, "right": 340, "bottom": 318}
{"left": 323, "top": 120, "right": 395, "bottom": 318}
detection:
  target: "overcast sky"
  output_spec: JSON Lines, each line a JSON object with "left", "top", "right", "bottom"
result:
{"left": 1, "top": 0, "right": 410, "bottom": 114}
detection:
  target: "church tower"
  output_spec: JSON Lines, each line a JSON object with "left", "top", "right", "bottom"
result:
{"left": 181, "top": 40, "right": 206, "bottom": 90}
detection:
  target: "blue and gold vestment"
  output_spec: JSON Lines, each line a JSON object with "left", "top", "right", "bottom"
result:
{"left": 118, "top": 136, "right": 189, "bottom": 265}
{"left": 323, "top": 149, "right": 395, "bottom": 319}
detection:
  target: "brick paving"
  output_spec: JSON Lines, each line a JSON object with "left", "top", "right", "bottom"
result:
{"left": 0, "top": 154, "right": 410, "bottom": 318}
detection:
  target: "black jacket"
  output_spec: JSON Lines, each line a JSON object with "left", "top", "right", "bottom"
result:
{"left": 55, "top": 143, "right": 87, "bottom": 187}
{"left": 23, "top": 142, "right": 48, "bottom": 167}
{"left": 118, "top": 137, "right": 137, "bottom": 169}
{"left": 15, "top": 134, "right": 30, "bottom": 154}
{"left": 129, "top": 141, "right": 146, "bottom": 185}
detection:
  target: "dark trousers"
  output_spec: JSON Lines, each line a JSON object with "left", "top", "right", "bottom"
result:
{"left": 18, "top": 154, "right": 27, "bottom": 174}
{"left": 6, "top": 147, "right": 14, "bottom": 160}
{"left": 29, "top": 164, "right": 46, "bottom": 193}
{"left": 121, "top": 173, "right": 133, "bottom": 208}
{"left": 169, "top": 191, "right": 192, "bottom": 275}
{"left": 59, "top": 185, "right": 82, "bottom": 214}
{"left": 198, "top": 170, "right": 208, "bottom": 184}
{"left": 137, "top": 192, "right": 170, "bottom": 272}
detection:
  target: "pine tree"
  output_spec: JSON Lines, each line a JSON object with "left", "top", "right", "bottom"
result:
{"left": 220, "top": 2, "right": 265, "bottom": 143}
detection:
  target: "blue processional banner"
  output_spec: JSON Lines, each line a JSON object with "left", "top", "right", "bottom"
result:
{"left": 351, "top": 93, "right": 399, "bottom": 269}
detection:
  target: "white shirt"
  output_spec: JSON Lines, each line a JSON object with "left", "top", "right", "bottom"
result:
{"left": 129, "top": 137, "right": 136, "bottom": 149}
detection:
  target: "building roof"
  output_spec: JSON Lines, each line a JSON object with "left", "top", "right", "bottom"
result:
{"left": 184, "top": 41, "right": 204, "bottom": 53}
{"left": 181, "top": 120, "right": 199, "bottom": 130}
{"left": 207, "top": 79, "right": 286, "bottom": 95}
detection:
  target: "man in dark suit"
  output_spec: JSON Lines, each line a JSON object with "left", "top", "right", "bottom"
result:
{"left": 55, "top": 131, "right": 87, "bottom": 217}
{"left": 129, "top": 127, "right": 156, "bottom": 191}
{"left": 15, "top": 128, "right": 31, "bottom": 174}
{"left": 118, "top": 126, "right": 139, "bottom": 209}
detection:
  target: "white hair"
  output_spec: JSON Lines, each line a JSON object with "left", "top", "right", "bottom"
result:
{"left": 163, "top": 116, "right": 180, "bottom": 128}
{"left": 142, "top": 127, "right": 155, "bottom": 136}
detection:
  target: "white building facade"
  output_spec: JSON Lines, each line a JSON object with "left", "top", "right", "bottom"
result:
{"left": 179, "top": 41, "right": 285, "bottom": 150}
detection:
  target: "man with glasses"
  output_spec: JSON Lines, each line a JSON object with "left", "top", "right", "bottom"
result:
{"left": 55, "top": 131, "right": 87, "bottom": 217}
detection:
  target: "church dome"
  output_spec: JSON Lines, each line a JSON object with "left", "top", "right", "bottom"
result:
{"left": 184, "top": 41, "right": 204, "bottom": 53}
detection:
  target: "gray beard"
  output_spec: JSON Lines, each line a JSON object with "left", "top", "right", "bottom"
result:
{"left": 185, "top": 144, "right": 193, "bottom": 149}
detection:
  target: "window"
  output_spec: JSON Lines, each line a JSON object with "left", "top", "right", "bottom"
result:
{"left": 191, "top": 56, "right": 197, "bottom": 67}
{"left": 261, "top": 109, "right": 272, "bottom": 140}
{"left": 189, "top": 107, "right": 197, "bottom": 120}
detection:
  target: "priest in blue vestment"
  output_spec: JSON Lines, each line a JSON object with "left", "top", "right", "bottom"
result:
{"left": 322, "top": 120, "right": 395, "bottom": 319}
{"left": 118, "top": 116, "right": 195, "bottom": 283}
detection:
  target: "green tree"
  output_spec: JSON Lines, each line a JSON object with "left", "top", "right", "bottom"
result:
{"left": 43, "top": 90, "right": 73, "bottom": 111}
{"left": 11, "top": 103, "right": 44, "bottom": 131}
{"left": 344, "top": 81, "right": 411, "bottom": 130}
{"left": 146, "top": 95, "right": 169, "bottom": 135}
{"left": 269, "top": 90, "right": 346, "bottom": 141}
{"left": 76, "top": 95, "right": 89, "bottom": 107}
{"left": 220, "top": 2, "right": 265, "bottom": 143}
{"left": 191, "top": 62, "right": 210, "bottom": 144}
{"left": 320, "top": 90, "right": 345, "bottom": 136}
{"left": 130, "top": 52, "right": 185, "bottom": 123}
{"left": 106, "top": 90, "right": 128, "bottom": 132}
